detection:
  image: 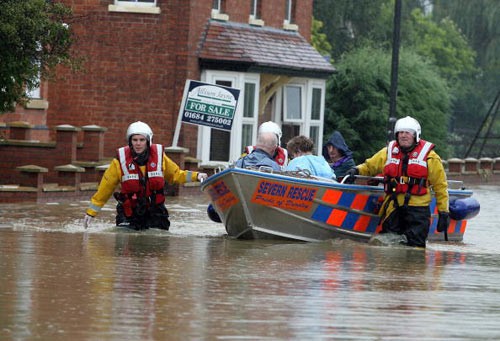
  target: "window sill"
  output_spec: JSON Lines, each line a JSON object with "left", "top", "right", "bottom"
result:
{"left": 108, "top": 4, "right": 161, "bottom": 15}
{"left": 211, "top": 11, "right": 229, "bottom": 21}
{"left": 25, "top": 99, "right": 49, "bottom": 110}
{"left": 249, "top": 17, "right": 264, "bottom": 27}
{"left": 283, "top": 22, "right": 299, "bottom": 31}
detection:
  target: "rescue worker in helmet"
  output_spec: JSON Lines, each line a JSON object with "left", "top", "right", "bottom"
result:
{"left": 83, "top": 121, "right": 208, "bottom": 230}
{"left": 243, "top": 121, "right": 289, "bottom": 168}
{"left": 344, "top": 116, "right": 449, "bottom": 247}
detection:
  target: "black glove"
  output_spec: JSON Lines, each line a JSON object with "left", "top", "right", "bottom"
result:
{"left": 436, "top": 211, "right": 450, "bottom": 232}
{"left": 343, "top": 167, "right": 358, "bottom": 184}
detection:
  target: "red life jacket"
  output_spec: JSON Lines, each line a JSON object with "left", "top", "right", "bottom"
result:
{"left": 383, "top": 139, "right": 434, "bottom": 196}
{"left": 117, "top": 144, "right": 166, "bottom": 217}
{"left": 245, "top": 145, "right": 288, "bottom": 167}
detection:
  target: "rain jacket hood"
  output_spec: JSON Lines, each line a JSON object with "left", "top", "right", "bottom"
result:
{"left": 322, "top": 131, "right": 353, "bottom": 160}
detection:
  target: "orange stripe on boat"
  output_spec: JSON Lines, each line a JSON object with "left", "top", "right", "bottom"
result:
{"left": 327, "top": 209, "right": 347, "bottom": 226}
{"left": 354, "top": 215, "right": 371, "bottom": 232}
{"left": 322, "top": 189, "right": 342, "bottom": 204}
{"left": 447, "top": 219, "right": 457, "bottom": 233}
{"left": 460, "top": 220, "right": 467, "bottom": 234}
{"left": 351, "top": 194, "right": 368, "bottom": 210}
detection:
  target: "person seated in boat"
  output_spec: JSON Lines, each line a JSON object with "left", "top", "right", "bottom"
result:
{"left": 235, "top": 131, "right": 281, "bottom": 172}
{"left": 243, "top": 121, "right": 288, "bottom": 167}
{"left": 83, "top": 121, "right": 208, "bottom": 230}
{"left": 322, "top": 130, "right": 355, "bottom": 179}
{"left": 286, "top": 135, "right": 336, "bottom": 180}
{"left": 343, "top": 116, "right": 449, "bottom": 248}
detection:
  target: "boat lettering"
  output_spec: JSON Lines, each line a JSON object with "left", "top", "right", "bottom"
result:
{"left": 252, "top": 180, "right": 316, "bottom": 212}
{"left": 257, "top": 181, "right": 287, "bottom": 197}
{"left": 207, "top": 180, "right": 238, "bottom": 210}
{"left": 207, "top": 181, "right": 230, "bottom": 198}
{"left": 287, "top": 186, "right": 316, "bottom": 201}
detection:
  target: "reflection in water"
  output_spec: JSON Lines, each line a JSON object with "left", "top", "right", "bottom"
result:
{"left": 0, "top": 186, "right": 500, "bottom": 340}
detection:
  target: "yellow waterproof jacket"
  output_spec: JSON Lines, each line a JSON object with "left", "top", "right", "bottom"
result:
{"left": 86, "top": 154, "right": 199, "bottom": 217}
{"left": 356, "top": 146, "right": 449, "bottom": 218}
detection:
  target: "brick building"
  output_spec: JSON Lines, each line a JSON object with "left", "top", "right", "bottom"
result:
{"left": 0, "top": 0, "right": 334, "bottom": 201}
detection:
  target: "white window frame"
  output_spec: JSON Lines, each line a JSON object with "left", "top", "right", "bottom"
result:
{"left": 198, "top": 71, "right": 260, "bottom": 166}
{"left": 307, "top": 82, "right": 326, "bottom": 153}
{"left": 278, "top": 78, "right": 326, "bottom": 155}
{"left": 241, "top": 80, "right": 259, "bottom": 152}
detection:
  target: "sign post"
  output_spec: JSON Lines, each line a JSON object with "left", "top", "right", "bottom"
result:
{"left": 172, "top": 80, "right": 240, "bottom": 147}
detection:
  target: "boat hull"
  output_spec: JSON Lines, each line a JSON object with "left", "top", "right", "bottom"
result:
{"left": 201, "top": 168, "right": 477, "bottom": 243}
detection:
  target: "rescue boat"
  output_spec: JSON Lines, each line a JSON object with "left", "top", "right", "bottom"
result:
{"left": 201, "top": 167, "right": 480, "bottom": 242}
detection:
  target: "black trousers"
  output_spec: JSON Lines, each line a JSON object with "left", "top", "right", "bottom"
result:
{"left": 381, "top": 205, "right": 430, "bottom": 247}
{"left": 116, "top": 203, "right": 170, "bottom": 230}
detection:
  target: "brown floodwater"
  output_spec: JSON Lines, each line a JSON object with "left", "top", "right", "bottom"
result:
{"left": 1, "top": 186, "right": 499, "bottom": 340}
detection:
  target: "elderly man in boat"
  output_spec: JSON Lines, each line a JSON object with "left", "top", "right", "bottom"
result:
{"left": 235, "top": 131, "right": 281, "bottom": 172}
{"left": 344, "top": 116, "right": 449, "bottom": 248}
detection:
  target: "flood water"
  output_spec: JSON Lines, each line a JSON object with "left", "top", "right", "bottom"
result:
{"left": 1, "top": 185, "right": 499, "bottom": 340}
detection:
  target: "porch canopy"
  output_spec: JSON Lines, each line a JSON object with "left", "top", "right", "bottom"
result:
{"left": 198, "top": 20, "right": 335, "bottom": 79}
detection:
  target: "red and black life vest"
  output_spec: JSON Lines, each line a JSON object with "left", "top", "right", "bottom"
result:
{"left": 383, "top": 139, "right": 434, "bottom": 196}
{"left": 245, "top": 145, "right": 288, "bottom": 167}
{"left": 117, "top": 144, "right": 165, "bottom": 217}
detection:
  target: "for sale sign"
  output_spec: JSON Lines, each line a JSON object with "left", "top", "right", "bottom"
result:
{"left": 180, "top": 80, "right": 240, "bottom": 131}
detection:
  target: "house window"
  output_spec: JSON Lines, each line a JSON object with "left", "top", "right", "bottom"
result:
{"left": 311, "top": 88, "right": 322, "bottom": 120}
{"left": 241, "top": 82, "right": 257, "bottom": 151}
{"left": 309, "top": 86, "right": 323, "bottom": 152}
{"left": 27, "top": 60, "right": 41, "bottom": 99}
{"left": 250, "top": 0, "right": 261, "bottom": 19}
{"left": 309, "top": 126, "right": 320, "bottom": 153}
{"left": 279, "top": 80, "right": 326, "bottom": 154}
{"left": 284, "top": 0, "right": 295, "bottom": 24}
{"left": 284, "top": 85, "right": 302, "bottom": 121}
{"left": 212, "top": 0, "right": 228, "bottom": 20}
{"left": 27, "top": 82, "right": 41, "bottom": 99}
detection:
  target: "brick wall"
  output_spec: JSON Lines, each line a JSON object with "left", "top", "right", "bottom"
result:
{"left": 48, "top": 0, "right": 203, "bottom": 157}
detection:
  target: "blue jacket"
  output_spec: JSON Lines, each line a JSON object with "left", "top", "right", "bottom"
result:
{"left": 235, "top": 149, "right": 281, "bottom": 171}
{"left": 286, "top": 155, "right": 336, "bottom": 179}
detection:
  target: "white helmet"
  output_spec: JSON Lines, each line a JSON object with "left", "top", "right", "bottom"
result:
{"left": 394, "top": 116, "right": 421, "bottom": 142}
{"left": 126, "top": 121, "right": 153, "bottom": 144}
{"left": 258, "top": 121, "right": 282, "bottom": 144}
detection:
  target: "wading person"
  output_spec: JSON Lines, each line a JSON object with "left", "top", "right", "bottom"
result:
{"left": 83, "top": 121, "right": 207, "bottom": 230}
{"left": 344, "top": 116, "right": 449, "bottom": 247}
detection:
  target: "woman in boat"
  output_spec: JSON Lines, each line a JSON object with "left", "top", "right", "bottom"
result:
{"left": 83, "top": 121, "right": 207, "bottom": 230}
{"left": 286, "top": 135, "right": 336, "bottom": 180}
{"left": 243, "top": 121, "right": 289, "bottom": 167}
{"left": 322, "top": 130, "right": 355, "bottom": 179}
{"left": 344, "top": 116, "right": 449, "bottom": 247}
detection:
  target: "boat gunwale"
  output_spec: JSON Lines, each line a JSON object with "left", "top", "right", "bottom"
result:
{"left": 201, "top": 167, "right": 474, "bottom": 197}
